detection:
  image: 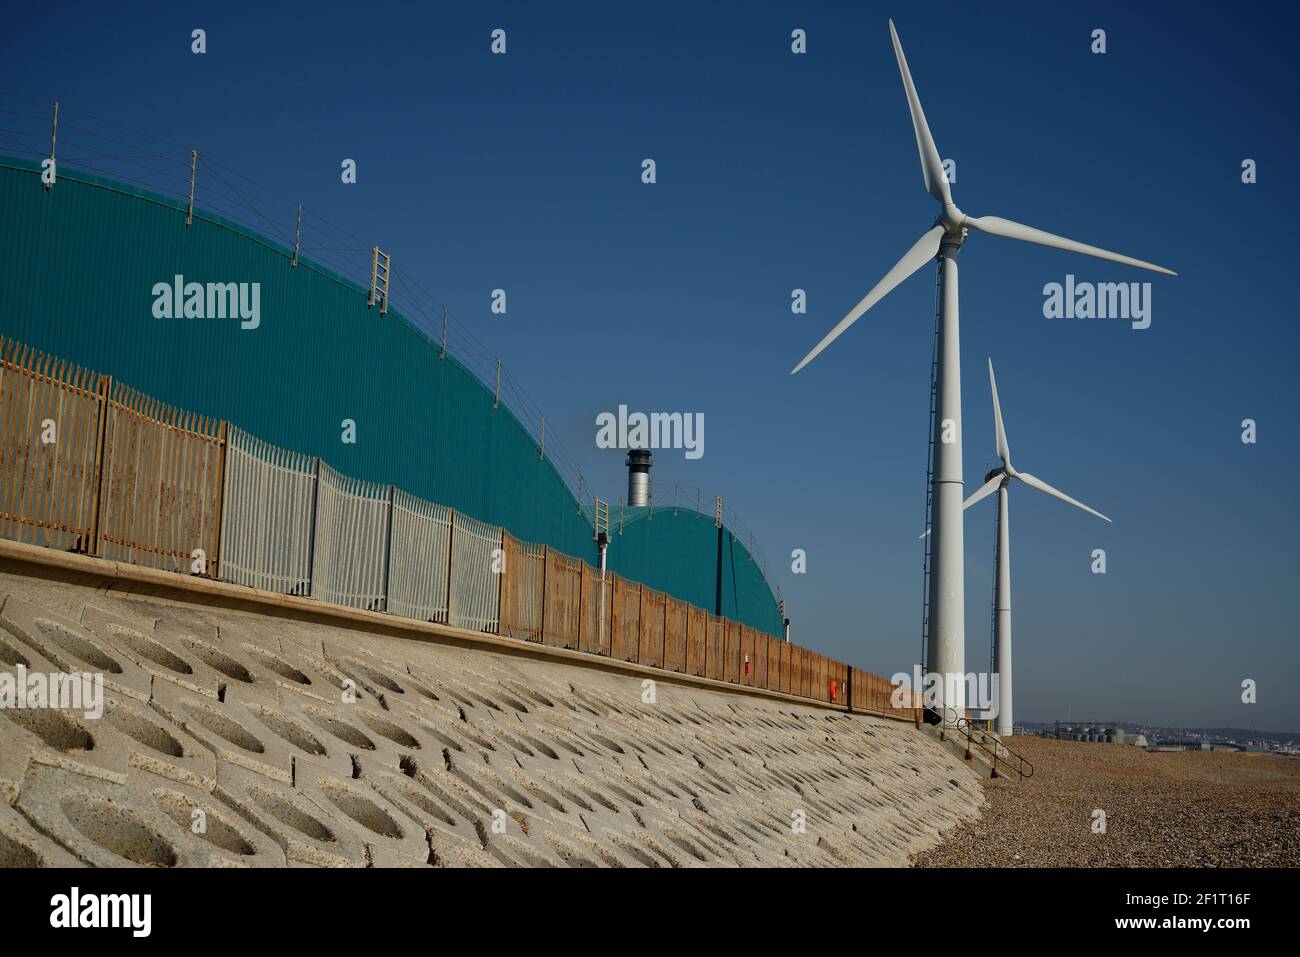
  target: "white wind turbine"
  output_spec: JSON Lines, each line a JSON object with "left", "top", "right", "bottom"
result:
{"left": 790, "top": 19, "right": 1174, "bottom": 721}
{"left": 963, "top": 359, "right": 1111, "bottom": 737}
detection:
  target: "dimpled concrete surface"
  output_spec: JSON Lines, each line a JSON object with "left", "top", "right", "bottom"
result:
{"left": 0, "top": 572, "right": 982, "bottom": 868}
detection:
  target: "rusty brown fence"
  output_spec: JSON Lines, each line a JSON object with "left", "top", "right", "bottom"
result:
{"left": 638, "top": 587, "right": 666, "bottom": 669}
{"left": 96, "top": 381, "right": 226, "bottom": 574}
{"left": 499, "top": 531, "right": 545, "bottom": 642}
{"left": 0, "top": 338, "right": 105, "bottom": 552}
{"left": 579, "top": 561, "right": 612, "bottom": 656}
{"left": 542, "top": 548, "right": 582, "bottom": 650}
{"left": 706, "top": 615, "right": 725, "bottom": 681}
{"left": 0, "top": 334, "right": 920, "bottom": 720}
{"left": 664, "top": 596, "right": 687, "bottom": 674}
{"left": 851, "top": 667, "right": 922, "bottom": 718}
{"left": 611, "top": 575, "right": 641, "bottom": 662}
{"left": 740, "top": 624, "right": 754, "bottom": 686}
{"left": 685, "top": 604, "right": 706, "bottom": 677}
{"left": 721, "top": 619, "right": 739, "bottom": 684}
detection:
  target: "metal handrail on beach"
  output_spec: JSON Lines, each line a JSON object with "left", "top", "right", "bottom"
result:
{"left": 925, "top": 705, "right": 1034, "bottom": 780}
{"left": 957, "top": 716, "right": 1034, "bottom": 780}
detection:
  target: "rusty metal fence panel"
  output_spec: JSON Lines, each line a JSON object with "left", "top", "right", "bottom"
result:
{"left": 740, "top": 625, "right": 756, "bottom": 687}
{"left": 753, "top": 630, "right": 768, "bottom": 689}
{"left": 854, "top": 668, "right": 891, "bottom": 714}
{"left": 864, "top": 669, "right": 918, "bottom": 715}
{"left": 387, "top": 489, "right": 452, "bottom": 623}
{"left": 0, "top": 339, "right": 105, "bottom": 552}
{"left": 96, "top": 381, "right": 225, "bottom": 575}
{"left": 799, "top": 647, "right": 810, "bottom": 698}
{"left": 685, "top": 604, "right": 706, "bottom": 677}
{"left": 638, "top": 588, "right": 666, "bottom": 669}
{"left": 579, "top": 563, "right": 612, "bottom": 656}
{"left": 724, "top": 620, "right": 741, "bottom": 684}
{"left": 448, "top": 511, "right": 503, "bottom": 633}
{"left": 542, "top": 548, "right": 582, "bottom": 650}
{"left": 664, "top": 596, "right": 687, "bottom": 673}
{"left": 611, "top": 575, "right": 641, "bottom": 662}
{"left": 857, "top": 665, "right": 878, "bottom": 712}
{"left": 219, "top": 426, "right": 317, "bottom": 596}
{"left": 706, "top": 615, "right": 725, "bottom": 681}
{"left": 309, "top": 463, "right": 390, "bottom": 610}
{"left": 500, "top": 532, "right": 544, "bottom": 642}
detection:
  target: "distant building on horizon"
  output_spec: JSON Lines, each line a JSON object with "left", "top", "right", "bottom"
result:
{"left": 1051, "top": 722, "right": 1132, "bottom": 744}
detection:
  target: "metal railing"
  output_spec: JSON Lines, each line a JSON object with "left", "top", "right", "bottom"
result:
{"left": 220, "top": 426, "right": 317, "bottom": 595}
{"left": 924, "top": 704, "right": 1033, "bottom": 780}
{"left": 958, "top": 717, "right": 1034, "bottom": 780}
{"left": 0, "top": 339, "right": 104, "bottom": 552}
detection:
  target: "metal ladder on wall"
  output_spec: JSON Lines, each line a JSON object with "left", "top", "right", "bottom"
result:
{"left": 368, "top": 245, "right": 390, "bottom": 315}
{"left": 919, "top": 262, "right": 943, "bottom": 680}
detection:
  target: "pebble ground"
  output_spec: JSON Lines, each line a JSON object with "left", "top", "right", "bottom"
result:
{"left": 914, "top": 736, "right": 1300, "bottom": 867}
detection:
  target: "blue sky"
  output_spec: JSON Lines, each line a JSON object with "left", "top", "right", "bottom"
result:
{"left": 3, "top": 1, "right": 1297, "bottom": 731}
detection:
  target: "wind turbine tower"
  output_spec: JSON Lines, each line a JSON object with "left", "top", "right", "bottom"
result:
{"left": 790, "top": 20, "right": 1174, "bottom": 722}
{"left": 965, "top": 360, "right": 1113, "bottom": 737}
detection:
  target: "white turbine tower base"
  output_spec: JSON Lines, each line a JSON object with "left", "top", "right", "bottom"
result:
{"left": 790, "top": 19, "right": 1173, "bottom": 726}
{"left": 994, "top": 481, "right": 1012, "bottom": 738}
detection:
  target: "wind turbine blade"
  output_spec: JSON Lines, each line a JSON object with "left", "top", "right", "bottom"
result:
{"left": 1015, "top": 472, "right": 1112, "bottom": 523}
{"left": 988, "top": 359, "right": 1010, "bottom": 465}
{"left": 791, "top": 225, "right": 944, "bottom": 374}
{"left": 888, "top": 19, "right": 952, "bottom": 207}
{"left": 964, "top": 474, "right": 1003, "bottom": 510}
{"left": 920, "top": 473, "right": 1003, "bottom": 538}
{"left": 964, "top": 215, "right": 1176, "bottom": 275}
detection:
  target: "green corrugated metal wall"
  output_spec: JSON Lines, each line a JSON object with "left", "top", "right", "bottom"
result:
{"left": 0, "top": 157, "right": 783, "bottom": 635}
{"left": 610, "top": 508, "right": 784, "bottom": 635}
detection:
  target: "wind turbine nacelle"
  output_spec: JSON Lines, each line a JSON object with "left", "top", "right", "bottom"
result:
{"left": 938, "top": 203, "right": 966, "bottom": 235}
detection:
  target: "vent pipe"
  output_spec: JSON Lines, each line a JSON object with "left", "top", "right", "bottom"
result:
{"left": 626, "top": 449, "right": 652, "bottom": 507}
